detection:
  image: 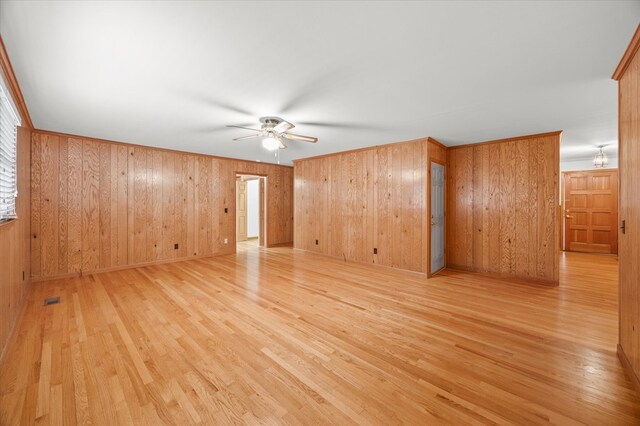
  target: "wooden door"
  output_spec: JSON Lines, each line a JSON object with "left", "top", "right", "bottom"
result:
{"left": 563, "top": 169, "right": 618, "bottom": 254}
{"left": 431, "top": 162, "right": 445, "bottom": 273}
{"left": 236, "top": 180, "right": 248, "bottom": 242}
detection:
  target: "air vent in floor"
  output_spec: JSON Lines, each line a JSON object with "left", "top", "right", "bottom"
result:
{"left": 44, "top": 297, "right": 60, "bottom": 306}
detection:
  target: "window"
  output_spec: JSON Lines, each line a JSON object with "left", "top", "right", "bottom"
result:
{"left": 0, "top": 83, "right": 20, "bottom": 222}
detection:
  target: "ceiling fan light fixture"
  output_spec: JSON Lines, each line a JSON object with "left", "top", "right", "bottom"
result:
{"left": 262, "top": 136, "right": 280, "bottom": 151}
{"left": 228, "top": 117, "right": 316, "bottom": 153}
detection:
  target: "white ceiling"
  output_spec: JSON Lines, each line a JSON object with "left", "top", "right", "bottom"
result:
{"left": 1, "top": 1, "right": 638, "bottom": 165}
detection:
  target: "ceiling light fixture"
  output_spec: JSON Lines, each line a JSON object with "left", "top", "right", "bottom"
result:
{"left": 262, "top": 136, "right": 280, "bottom": 151}
{"left": 593, "top": 145, "right": 608, "bottom": 168}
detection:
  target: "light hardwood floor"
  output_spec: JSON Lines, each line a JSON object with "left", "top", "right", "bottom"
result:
{"left": 1, "top": 246, "right": 639, "bottom": 424}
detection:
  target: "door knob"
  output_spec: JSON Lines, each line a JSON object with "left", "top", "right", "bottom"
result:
{"left": 565, "top": 215, "right": 573, "bottom": 219}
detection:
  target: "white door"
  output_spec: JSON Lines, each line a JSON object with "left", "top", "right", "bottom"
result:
{"left": 431, "top": 162, "right": 445, "bottom": 273}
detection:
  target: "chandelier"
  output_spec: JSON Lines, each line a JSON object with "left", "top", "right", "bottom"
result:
{"left": 593, "top": 145, "right": 608, "bottom": 168}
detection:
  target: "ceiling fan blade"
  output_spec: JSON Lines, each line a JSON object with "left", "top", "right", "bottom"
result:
{"left": 282, "top": 133, "right": 318, "bottom": 143}
{"left": 208, "top": 101, "right": 253, "bottom": 116}
{"left": 233, "top": 133, "right": 261, "bottom": 141}
{"left": 227, "top": 125, "right": 262, "bottom": 132}
{"left": 273, "top": 120, "right": 294, "bottom": 133}
{"left": 297, "top": 121, "right": 383, "bottom": 130}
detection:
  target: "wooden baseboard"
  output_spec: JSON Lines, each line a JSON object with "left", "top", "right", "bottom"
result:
{"left": 292, "top": 247, "right": 427, "bottom": 278}
{"left": 30, "top": 250, "right": 236, "bottom": 283}
{"left": 31, "top": 241, "right": 295, "bottom": 283}
{"left": 444, "top": 265, "right": 559, "bottom": 287}
{"left": 618, "top": 344, "right": 640, "bottom": 395}
{"left": 267, "top": 242, "right": 294, "bottom": 248}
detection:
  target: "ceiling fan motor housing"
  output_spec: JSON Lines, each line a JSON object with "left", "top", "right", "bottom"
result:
{"left": 260, "top": 116, "right": 284, "bottom": 130}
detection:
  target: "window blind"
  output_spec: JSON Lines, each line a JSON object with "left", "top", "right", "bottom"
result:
{"left": 0, "top": 84, "right": 20, "bottom": 221}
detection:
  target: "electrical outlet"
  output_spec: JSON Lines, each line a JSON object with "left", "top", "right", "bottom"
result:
{"left": 373, "top": 248, "right": 378, "bottom": 254}
{"left": 315, "top": 239, "right": 319, "bottom": 245}
{"left": 224, "top": 238, "right": 228, "bottom": 244}
{"left": 174, "top": 243, "right": 179, "bottom": 250}
{"left": 224, "top": 207, "right": 228, "bottom": 213}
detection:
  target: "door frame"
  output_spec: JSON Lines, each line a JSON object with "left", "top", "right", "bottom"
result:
{"left": 428, "top": 160, "right": 446, "bottom": 277}
{"left": 561, "top": 168, "right": 619, "bottom": 254}
{"left": 235, "top": 173, "right": 267, "bottom": 250}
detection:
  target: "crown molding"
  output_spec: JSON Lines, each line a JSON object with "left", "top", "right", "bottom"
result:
{"left": 447, "top": 131, "right": 562, "bottom": 151}
{"left": 613, "top": 24, "right": 640, "bottom": 81}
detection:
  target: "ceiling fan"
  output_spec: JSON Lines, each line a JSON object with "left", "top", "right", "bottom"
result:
{"left": 227, "top": 116, "right": 318, "bottom": 150}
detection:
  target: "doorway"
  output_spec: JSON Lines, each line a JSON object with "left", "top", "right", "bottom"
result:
{"left": 562, "top": 169, "right": 618, "bottom": 254}
{"left": 236, "top": 174, "right": 266, "bottom": 250}
{"left": 430, "top": 162, "right": 446, "bottom": 274}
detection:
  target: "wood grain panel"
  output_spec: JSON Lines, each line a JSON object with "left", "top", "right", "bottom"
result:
{"left": 446, "top": 132, "right": 561, "bottom": 284}
{"left": 614, "top": 24, "right": 640, "bottom": 395}
{"left": 40, "top": 134, "right": 59, "bottom": 276}
{"left": 0, "top": 126, "right": 30, "bottom": 360}
{"left": 82, "top": 140, "right": 100, "bottom": 271}
{"left": 488, "top": 143, "right": 501, "bottom": 274}
{"left": 151, "top": 150, "right": 163, "bottom": 260}
{"left": 471, "top": 145, "right": 486, "bottom": 272}
{"left": 67, "top": 140, "right": 83, "bottom": 277}
{"left": 58, "top": 138, "right": 68, "bottom": 273}
{"left": 29, "top": 130, "right": 294, "bottom": 280}
{"left": 0, "top": 36, "right": 32, "bottom": 361}
{"left": 515, "top": 141, "right": 530, "bottom": 277}
{"left": 30, "top": 134, "right": 41, "bottom": 277}
{"left": 131, "top": 147, "right": 148, "bottom": 264}
{"left": 98, "top": 143, "right": 111, "bottom": 268}
{"left": 294, "top": 139, "right": 428, "bottom": 274}
{"left": 115, "top": 145, "right": 128, "bottom": 266}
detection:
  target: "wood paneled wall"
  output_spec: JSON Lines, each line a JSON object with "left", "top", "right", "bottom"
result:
{"left": 0, "top": 34, "right": 32, "bottom": 360}
{"left": 0, "top": 126, "right": 30, "bottom": 359}
{"left": 614, "top": 24, "right": 640, "bottom": 394}
{"left": 446, "top": 132, "right": 561, "bottom": 284}
{"left": 30, "top": 131, "right": 293, "bottom": 280}
{"left": 294, "top": 139, "right": 428, "bottom": 274}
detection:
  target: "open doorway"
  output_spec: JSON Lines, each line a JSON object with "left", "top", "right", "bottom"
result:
{"left": 236, "top": 174, "right": 266, "bottom": 251}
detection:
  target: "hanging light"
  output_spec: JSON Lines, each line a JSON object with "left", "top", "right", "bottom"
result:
{"left": 262, "top": 136, "right": 280, "bottom": 151}
{"left": 593, "top": 145, "right": 608, "bottom": 168}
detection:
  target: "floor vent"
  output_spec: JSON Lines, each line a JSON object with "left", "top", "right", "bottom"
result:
{"left": 44, "top": 297, "right": 60, "bottom": 306}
